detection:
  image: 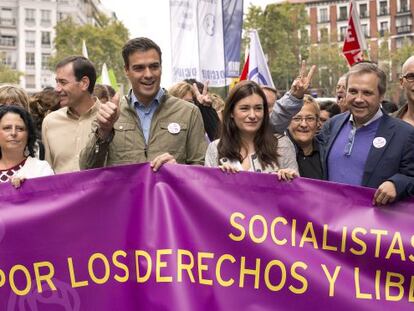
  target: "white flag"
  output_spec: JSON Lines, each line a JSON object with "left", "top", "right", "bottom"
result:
{"left": 82, "top": 40, "right": 89, "bottom": 59}
{"left": 101, "top": 63, "right": 110, "bottom": 86}
{"left": 248, "top": 30, "right": 274, "bottom": 88}
{"left": 170, "top": 0, "right": 242, "bottom": 87}
{"left": 197, "top": 0, "right": 226, "bottom": 87}
{"left": 170, "top": 1, "right": 200, "bottom": 84}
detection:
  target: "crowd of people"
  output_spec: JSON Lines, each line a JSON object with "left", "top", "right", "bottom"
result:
{"left": 1, "top": 37, "right": 414, "bottom": 206}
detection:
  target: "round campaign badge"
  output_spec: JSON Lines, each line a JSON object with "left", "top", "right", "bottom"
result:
{"left": 167, "top": 122, "right": 181, "bottom": 134}
{"left": 373, "top": 137, "right": 386, "bottom": 149}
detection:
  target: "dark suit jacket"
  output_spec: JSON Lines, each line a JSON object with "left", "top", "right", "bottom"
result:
{"left": 317, "top": 111, "right": 414, "bottom": 200}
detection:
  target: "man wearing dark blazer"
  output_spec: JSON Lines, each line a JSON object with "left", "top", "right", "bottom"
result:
{"left": 317, "top": 62, "right": 414, "bottom": 206}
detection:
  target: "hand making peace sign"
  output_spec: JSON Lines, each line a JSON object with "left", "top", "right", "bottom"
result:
{"left": 290, "top": 60, "right": 316, "bottom": 99}
{"left": 192, "top": 80, "right": 213, "bottom": 106}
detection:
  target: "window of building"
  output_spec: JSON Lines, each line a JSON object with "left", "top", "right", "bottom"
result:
{"left": 319, "top": 8, "right": 329, "bottom": 23}
{"left": 25, "top": 8, "right": 36, "bottom": 24}
{"left": 339, "top": 6, "right": 347, "bottom": 20}
{"left": 399, "top": 0, "right": 408, "bottom": 12}
{"left": 379, "top": 1, "right": 388, "bottom": 15}
{"left": 339, "top": 26, "right": 347, "bottom": 41}
{"left": 41, "top": 10, "right": 51, "bottom": 24}
{"left": 0, "top": 35, "right": 16, "bottom": 47}
{"left": 359, "top": 3, "right": 368, "bottom": 18}
{"left": 396, "top": 16, "right": 412, "bottom": 33}
{"left": 319, "top": 28, "right": 329, "bottom": 42}
{"left": 26, "top": 52, "right": 35, "bottom": 67}
{"left": 361, "top": 24, "right": 369, "bottom": 37}
{"left": 25, "top": 75, "right": 36, "bottom": 89}
{"left": 41, "top": 53, "right": 50, "bottom": 70}
{"left": 0, "top": 8, "right": 16, "bottom": 26}
{"left": 25, "top": 31, "right": 36, "bottom": 48}
{"left": 0, "top": 52, "right": 16, "bottom": 69}
{"left": 41, "top": 31, "right": 51, "bottom": 47}
{"left": 379, "top": 21, "right": 389, "bottom": 36}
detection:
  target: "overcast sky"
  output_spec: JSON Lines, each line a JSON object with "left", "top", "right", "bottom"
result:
{"left": 100, "top": 0, "right": 278, "bottom": 86}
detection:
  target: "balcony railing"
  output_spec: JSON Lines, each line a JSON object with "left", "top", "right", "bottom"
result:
{"left": 0, "top": 37, "right": 16, "bottom": 47}
{"left": 396, "top": 25, "right": 412, "bottom": 34}
{"left": 338, "top": 14, "right": 348, "bottom": 21}
{"left": 0, "top": 18, "right": 16, "bottom": 26}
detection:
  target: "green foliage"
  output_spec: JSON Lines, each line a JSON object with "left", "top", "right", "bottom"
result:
{"left": 243, "top": 3, "right": 309, "bottom": 91}
{"left": 50, "top": 17, "right": 129, "bottom": 88}
{"left": 308, "top": 43, "right": 348, "bottom": 96}
{"left": 391, "top": 38, "right": 414, "bottom": 74}
{"left": 0, "top": 55, "right": 23, "bottom": 84}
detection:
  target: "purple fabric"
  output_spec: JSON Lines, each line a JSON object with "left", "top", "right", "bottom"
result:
{"left": 0, "top": 163, "right": 413, "bottom": 310}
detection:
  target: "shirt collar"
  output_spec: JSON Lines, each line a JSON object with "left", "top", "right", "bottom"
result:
{"left": 349, "top": 107, "right": 383, "bottom": 128}
{"left": 129, "top": 88, "right": 164, "bottom": 108}
{"left": 66, "top": 98, "right": 99, "bottom": 119}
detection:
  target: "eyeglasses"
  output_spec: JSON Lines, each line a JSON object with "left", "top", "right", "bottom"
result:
{"left": 402, "top": 73, "right": 414, "bottom": 82}
{"left": 344, "top": 127, "right": 356, "bottom": 157}
{"left": 291, "top": 116, "right": 318, "bottom": 124}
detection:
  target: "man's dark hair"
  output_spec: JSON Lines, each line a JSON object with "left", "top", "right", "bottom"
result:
{"left": 122, "top": 37, "right": 162, "bottom": 68}
{"left": 56, "top": 56, "right": 97, "bottom": 94}
{"left": 0, "top": 105, "right": 37, "bottom": 158}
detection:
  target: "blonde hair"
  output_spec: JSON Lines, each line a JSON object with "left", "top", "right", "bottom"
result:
{"left": 211, "top": 93, "right": 225, "bottom": 113}
{"left": 168, "top": 82, "right": 194, "bottom": 99}
{"left": 0, "top": 85, "right": 31, "bottom": 111}
{"left": 303, "top": 95, "right": 320, "bottom": 117}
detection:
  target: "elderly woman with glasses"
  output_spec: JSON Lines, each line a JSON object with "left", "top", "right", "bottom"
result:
{"left": 287, "top": 95, "right": 323, "bottom": 180}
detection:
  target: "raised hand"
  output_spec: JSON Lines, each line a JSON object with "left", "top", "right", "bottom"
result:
{"left": 97, "top": 92, "right": 120, "bottom": 139}
{"left": 192, "top": 81, "right": 212, "bottom": 106}
{"left": 290, "top": 61, "right": 316, "bottom": 99}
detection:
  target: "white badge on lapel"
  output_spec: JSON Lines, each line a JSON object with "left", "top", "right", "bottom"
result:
{"left": 167, "top": 122, "right": 181, "bottom": 134}
{"left": 373, "top": 137, "right": 386, "bottom": 149}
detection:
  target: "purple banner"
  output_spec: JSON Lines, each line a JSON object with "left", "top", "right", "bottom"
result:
{"left": 0, "top": 163, "right": 414, "bottom": 310}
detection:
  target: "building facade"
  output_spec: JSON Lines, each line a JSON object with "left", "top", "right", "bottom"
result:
{"left": 291, "top": 0, "right": 413, "bottom": 69}
{"left": 0, "top": 0, "right": 114, "bottom": 92}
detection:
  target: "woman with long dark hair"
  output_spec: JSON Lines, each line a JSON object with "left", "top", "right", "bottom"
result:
{"left": 205, "top": 80, "right": 297, "bottom": 180}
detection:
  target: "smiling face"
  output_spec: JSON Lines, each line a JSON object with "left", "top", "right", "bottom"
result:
{"left": 288, "top": 103, "right": 319, "bottom": 148}
{"left": 55, "top": 62, "right": 87, "bottom": 108}
{"left": 0, "top": 112, "right": 28, "bottom": 156}
{"left": 231, "top": 93, "right": 264, "bottom": 137}
{"left": 125, "top": 49, "right": 162, "bottom": 105}
{"left": 346, "top": 72, "right": 383, "bottom": 126}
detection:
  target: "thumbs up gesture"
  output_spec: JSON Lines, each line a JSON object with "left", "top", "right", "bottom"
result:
{"left": 97, "top": 92, "right": 120, "bottom": 140}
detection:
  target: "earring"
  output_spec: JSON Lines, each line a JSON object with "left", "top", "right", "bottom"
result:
{"left": 24, "top": 146, "right": 30, "bottom": 157}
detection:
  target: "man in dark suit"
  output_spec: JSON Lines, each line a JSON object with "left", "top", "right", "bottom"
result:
{"left": 317, "top": 62, "right": 414, "bottom": 206}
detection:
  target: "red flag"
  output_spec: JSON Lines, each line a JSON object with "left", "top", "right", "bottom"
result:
{"left": 342, "top": 0, "right": 367, "bottom": 66}
{"left": 239, "top": 54, "right": 249, "bottom": 81}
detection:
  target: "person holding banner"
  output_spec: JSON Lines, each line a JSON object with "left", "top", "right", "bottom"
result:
{"left": 0, "top": 105, "right": 53, "bottom": 188}
{"left": 79, "top": 37, "right": 207, "bottom": 172}
{"left": 204, "top": 80, "right": 298, "bottom": 180}
{"left": 318, "top": 62, "right": 414, "bottom": 205}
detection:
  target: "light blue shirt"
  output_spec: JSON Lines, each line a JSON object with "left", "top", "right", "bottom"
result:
{"left": 130, "top": 88, "right": 164, "bottom": 143}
